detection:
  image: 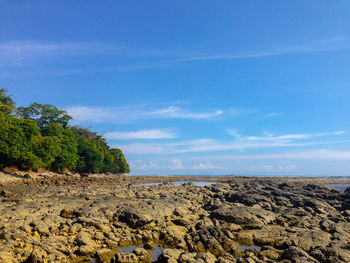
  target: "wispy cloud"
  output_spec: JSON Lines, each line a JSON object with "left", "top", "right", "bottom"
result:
{"left": 191, "top": 162, "right": 223, "bottom": 170}
{"left": 227, "top": 130, "right": 345, "bottom": 142}
{"left": 168, "top": 158, "right": 185, "bottom": 170}
{"left": 1, "top": 37, "right": 349, "bottom": 75}
{"left": 129, "top": 159, "right": 160, "bottom": 170}
{"left": 104, "top": 129, "right": 176, "bottom": 140}
{"left": 262, "top": 112, "right": 282, "bottom": 118}
{"left": 168, "top": 37, "right": 350, "bottom": 63}
{"left": 243, "top": 164, "right": 297, "bottom": 172}
{"left": 66, "top": 105, "right": 225, "bottom": 123}
{"left": 118, "top": 131, "right": 346, "bottom": 155}
{"left": 204, "top": 149, "right": 350, "bottom": 160}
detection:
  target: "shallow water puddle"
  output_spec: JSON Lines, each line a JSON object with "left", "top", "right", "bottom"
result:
{"left": 91, "top": 244, "right": 164, "bottom": 263}
{"left": 238, "top": 245, "right": 261, "bottom": 251}
{"left": 150, "top": 245, "right": 165, "bottom": 262}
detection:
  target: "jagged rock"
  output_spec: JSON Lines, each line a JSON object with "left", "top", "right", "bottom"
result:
{"left": 156, "top": 249, "right": 184, "bottom": 263}
{"left": 210, "top": 206, "right": 276, "bottom": 228}
{"left": 133, "top": 248, "right": 151, "bottom": 262}
{"left": 94, "top": 248, "right": 115, "bottom": 262}
{"left": 280, "top": 246, "right": 319, "bottom": 262}
{"left": 114, "top": 252, "right": 139, "bottom": 263}
{"left": 115, "top": 208, "right": 149, "bottom": 228}
{"left": 24, "top": 248, "right": 48, "bottom": 263}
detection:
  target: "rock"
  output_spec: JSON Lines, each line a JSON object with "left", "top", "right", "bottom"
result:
{"left": 29, "top": 220, "right": 50, "bottom": 236}
{"left": 114, "top": 252, "right": 139, "bottom": 263}
{"left": 280, "top": 246, "right": 318, "bottom": 262}
{"left": 79, "top": 245, "right": 96, "bottom": 256}
{"left": 210, "top": 206, "right": 276, "bottom": 228}
{"left": 24, "top": 174, "right": 32, "bottom": 179}
{"left": 290, "top": 230, "right": 332, "bottom": 251}
{"left": 178, "top": 252, "right": 197, "bottom": 263}
{"left": 195, "top": 252, "right": 217, "bottom": 263}
{"left": 95, "top": 231, "right": 105, "bottom": 240}
{"left": 186, "top": 226, "right": 231, "bottom": 256}
{"left": 2, "top": 166, "right": 19, "bottom": 174}
{"left": 25, "top": 248, "right": 48, "bottom": 263}
{"left": 157, "top": 248, "right": 183, "bottom": 262}
{"left": 76, "top": 232, "right": 97, "bottom": 252}
{"left": 1, "top": 176, "right": 350, "bottom": 263}
{"left": 260, "top": 248, "right": 280, "bottom": 260}
{"left": 59, "top": 209, "right": 74, "bottom": 219}
{"left": 133, "top": 248, "right": 151, "bottom": 262}
{"left": 0, "top": 251, "right": 16, "bottom": 263}
{"left": 160, "top": 225, "right": 188, "bottom": 249}
{"left": 0, "top": 190, "right": 14, "bottom": 197}
{"left": 115, "top": 208, "right": 149, "bottom": 228}
{"left": 94, "top": 248, "right": 114, "bottom": 262}
{"left": 195, "top": 218, "right": 214, "bottom": 230}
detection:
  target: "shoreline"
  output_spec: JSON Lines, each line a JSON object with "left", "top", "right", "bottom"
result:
{"left": 0, "top": 173, "right": 349, "bottom": 262}
{"left": 1, "top": 171, "right": 350, "bottom": 187}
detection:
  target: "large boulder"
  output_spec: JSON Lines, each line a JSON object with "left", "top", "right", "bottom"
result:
{"left": 210, "top": 206, "right": 276, "bottom": 228}
{"left": 114, "top": 208, "right": 149, "bottom": 228}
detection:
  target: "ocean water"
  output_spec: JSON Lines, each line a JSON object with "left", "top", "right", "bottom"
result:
{"left": 328, "top": 184, "right": 350, "bottom": 191}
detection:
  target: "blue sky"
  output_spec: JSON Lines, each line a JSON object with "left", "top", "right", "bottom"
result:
{"left": 1, "top": 1, "right": 350, "bottom": 176}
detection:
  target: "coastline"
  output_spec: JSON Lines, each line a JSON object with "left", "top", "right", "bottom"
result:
{"left": 0, "top": 173, "right": 349, "bottom": 262}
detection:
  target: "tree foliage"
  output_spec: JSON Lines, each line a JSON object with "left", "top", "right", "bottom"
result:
{"left": 0, "top": 111, "right": 42, "bottom": 169}
{"left": 17, "top": 103, "right": 72, "bottom": 129}
{"left": 0, "top": 88, "right": 16, "bottom": 115}
{"left": 71, "top": 126, "right": 129, "bottom": 173}
{"left": 0, "top": 90, "right": 130, "bottom": 174}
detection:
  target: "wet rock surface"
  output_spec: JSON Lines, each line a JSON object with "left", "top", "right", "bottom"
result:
{"left": 0, "top": 174, "right": 349, "bottom": 262}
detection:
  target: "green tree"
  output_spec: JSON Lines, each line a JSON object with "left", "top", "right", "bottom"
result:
{"left": 70, "top": 126, "right": 130, "bottom": 173}
{"left": 43, "top": 123, "right": 79, "bottom": 170}
{"left": 0, "top": 89, "right": 16, "bottom": 115}
{"left": 0, "top": 112, "right": 42, "bottom": 170}
{"left": 33, "top": 136, "right": 61, "bottom": 168}
{"left": 0, "top": 95, "right": 130, "bottom": 173}
{"left": 17, "top": 103, "right": 72, "bottom": 130}
{"left": 108, "top": 148, "right": 130, "bottom": 173}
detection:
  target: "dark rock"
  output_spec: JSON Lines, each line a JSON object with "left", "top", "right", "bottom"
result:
{"left": 280, "top": 246, "right": 318, "bottom": 262}
{"left": 115, "top": 208, "right": 149, "bottom": 228}
{"left": 0, "top": 190, "right": 14, "bottom": 197}
{"left": 210, "top": 206, "right": 276, "bottom": 228}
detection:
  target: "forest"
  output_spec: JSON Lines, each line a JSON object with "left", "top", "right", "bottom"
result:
{"left": 0, "top": 89, "right": 130, "bottom": 173}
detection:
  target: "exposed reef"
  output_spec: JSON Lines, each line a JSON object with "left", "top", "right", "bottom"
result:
{"left": 0, "top": 173, "right": 349, "bottom": 262}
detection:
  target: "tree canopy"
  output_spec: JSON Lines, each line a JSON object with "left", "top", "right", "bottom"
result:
{"left": 0, "top": 89, "right": 130, "bottom": 174}
{"left": 0, "top": 88, "right": 16, "bottom": 115}
{"left": 17, "top": 103, "right": 72, "bottom": 129}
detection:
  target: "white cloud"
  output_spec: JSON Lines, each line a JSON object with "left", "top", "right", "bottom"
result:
{"left": 168, "top": 37, "right": 350, "bottom": 63}
{"left": 120, "top": 143, "right": 167, "bottom": 155}
{"left": 227, "top": 130, "right": 345, "bottom": 142}
{"left": 104, "top": 129, "right": 176, "bottom": 140}
{"left": 191, "top": 162, "right": 223, "bottom": 170}
{"left": 118, "top": 130, "right": 346, "bottom": 155}
{"left": 244, "top": 164, "right": 297, "bottom": 172}
{"left": 203, "top": 150, "right": 350, "bottom": 160}
{"left": 2, "top": 37, "right": 349, "bottom": 75}
{"left": 168, "top": 158, "right": 185, "bottom": 170}
{"left": 66, "top": 105, "right": 224, "bottom": 124}
{"left": 129, "top": 159, "right": 159, "bottom": 170}
{"left": 262, "top": 112, "right": 282, "bottom": 118}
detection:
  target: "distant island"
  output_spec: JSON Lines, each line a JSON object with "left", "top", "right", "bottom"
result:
{"left": 0, "top": 88, "right": 130, "bottom": 174}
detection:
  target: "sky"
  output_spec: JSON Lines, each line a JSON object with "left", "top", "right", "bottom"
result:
{"left": 1, "top": 1, "right": 350, "bottom": 176}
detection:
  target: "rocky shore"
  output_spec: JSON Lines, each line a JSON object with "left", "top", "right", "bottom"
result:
{"left": 0, "top": 172, "right": 350, "bottom": 262}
